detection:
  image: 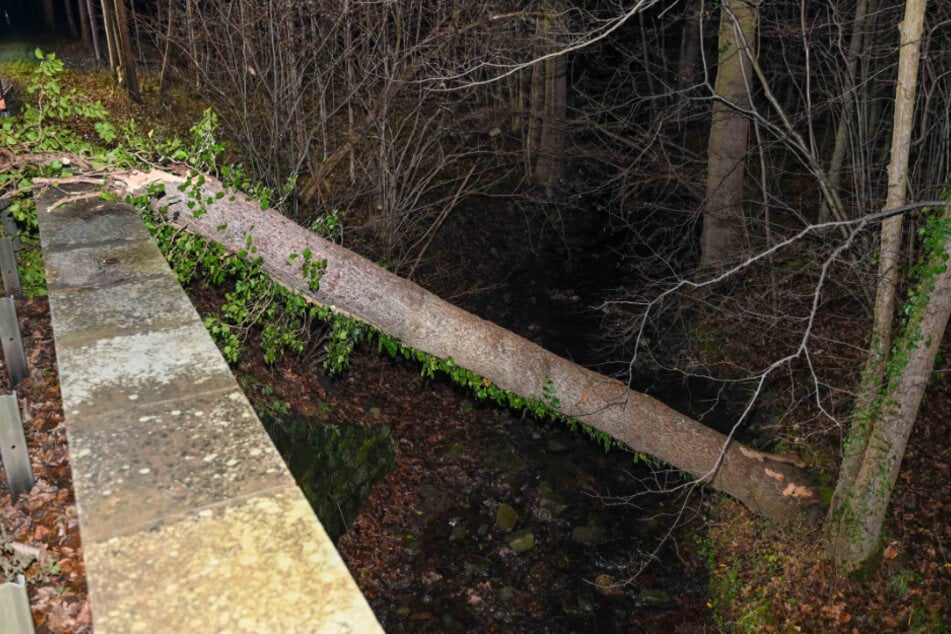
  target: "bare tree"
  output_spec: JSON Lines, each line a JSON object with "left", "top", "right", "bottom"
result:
{"left": 156, "top": 0, "right": 525, "bottom": 270}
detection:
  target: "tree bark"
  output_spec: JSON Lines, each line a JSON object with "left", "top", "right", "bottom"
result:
{"left": 677, "top": 0, "right": 702, "bottom": 91}
{"left": 120, "top": 169, "right": 819, "bottom": 526}
{"left": 41, "top": 0, "right": 57, "bottom": 34}
{"left": 827, "top": 0, "right": 930, "bottom": 575}
{"left": 77, "top": 0, "right": 91, "bottom": 47}
{"left": 817, "top": 0, "right": 869, "bottom": 224}
{"left": 112, "top": 0, "right": 141, "bottom": 101}
{"left": 101, "top": 0, "right": 119, "bottom": 71}
{"left": 533, "top": 51, "right": 567, "bottom": 190}
{"left": 158, "top": 0, "right": 176, "bottom": 98}
{"left": 525, "top": 14, "right": 547, "bottom": 181}
{"left": 829, "top": 205, "right": 950, "bottom": 574}
{"left": 700, "top": 0, "right": 758, "bottom": 268}
{"left": 63, "top": 0, "right": 79, "bottom": 39}
{"left": 85, "top": 0, "right": 102, "bottom": 65}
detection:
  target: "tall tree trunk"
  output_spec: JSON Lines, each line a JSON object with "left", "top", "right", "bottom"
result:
{"left": 524, "top": 1, "right": 567, "bottom": 190}
{"left": 533, "top": 52, "right": 567, "bottom": 190}
{"left": 77, "top": 0, "right": 91, "bottom": 47}
{"left": 118, "top": 169, "right": 819, "bottom": 526}
{"left": 86, "top": 0, "right": 102, "bottom": 65}
{"left": 829, "top": 203, "right": 950, "bottom": 574}
{"left": 63, "top": 0, "right": 79, "bottom": 38}
{"left": 700, "top": 0, "right": 758, "bottom": 268}
{"left": 826, "top": 0, "right": 930, "bottom": 575}
{"left": 677, "top": 0, "right": 702, "bottom": 90}
{"left": 101, "top": 0, "right": 119, "bottom": 71}
{"left": 113, "top": 0, "right": 140, "bottom": 101}
{"left": 41, "top": 0, "right": 57, "bottom": 33}
{"left": 818, "top": 0, "right": 870, "bottom": 223}
{"left": 158, "top": 0, "right": 176, "bottom": 98}
{"left": 525, "top": 20, "right": 547, "bottom": 181}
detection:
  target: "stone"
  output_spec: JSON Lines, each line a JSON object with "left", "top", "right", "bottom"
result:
{"left": 538, "top": 482, "right": 568, "bottom": 516}
{"left": 450, "top": 525, "right": 468, "bottom": 542}
{"left": 546, "top": 438, "right": 569, "bottom": 453}
{"left": 505, "top": 529, "right": 535, "bottom": 553}
{"left": 571, "top": 525, "right": 605, "bottom": 546}
{"left": 495, "top": 503, "right": 519, "bottom": 531}
{"left": 638, "top": 588, "right": 671, "bottom": 605}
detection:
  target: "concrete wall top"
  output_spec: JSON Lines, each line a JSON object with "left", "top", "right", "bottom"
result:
{"left": 36, "top": 185, "right": 382, "bottom": 633}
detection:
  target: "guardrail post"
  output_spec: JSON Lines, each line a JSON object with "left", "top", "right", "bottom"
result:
{"left": 0, "top": 297, "right": 28, "bottom": 387}
{"left": 0, "top": 575, "right": 35, "bottom": 634}
{"left": 0, "top": 392, "right": 33, "bottom": 501}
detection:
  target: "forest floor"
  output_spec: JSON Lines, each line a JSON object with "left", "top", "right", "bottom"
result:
{"left": 0, "top": 40, "right": 949, "bottom": 633}
{"left": 2, "top": 284, "right": 950, "bottom": 632}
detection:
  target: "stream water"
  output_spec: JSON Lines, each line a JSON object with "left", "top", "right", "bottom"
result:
{"left": 265, "top": 381, "right": 712, "bottom": 633}
{"left": 258, "top": 199, "right": 732, "bottom": 631}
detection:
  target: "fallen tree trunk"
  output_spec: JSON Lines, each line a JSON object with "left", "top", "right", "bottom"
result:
{"left": 118, "top": 169, "right": 818, "bottom": 525}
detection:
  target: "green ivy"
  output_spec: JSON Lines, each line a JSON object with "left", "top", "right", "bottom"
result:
{"left": 883, "top": 199, "right": 951, "bottom": 388}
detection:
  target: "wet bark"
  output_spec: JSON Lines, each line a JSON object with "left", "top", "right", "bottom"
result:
{"left": 118, "top": 170, "right": 820, "bottom": 526}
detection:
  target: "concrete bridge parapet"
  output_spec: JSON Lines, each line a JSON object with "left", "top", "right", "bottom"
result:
{"left": 36, "top": 185, "right": 382, "bottom": 633}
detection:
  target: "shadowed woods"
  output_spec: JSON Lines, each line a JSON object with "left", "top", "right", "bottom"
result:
{"left": 111, "top": 167, "right": 820, "bottom": 526}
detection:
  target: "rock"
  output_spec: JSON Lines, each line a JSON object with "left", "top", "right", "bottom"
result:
{"left": 538, "top": 483, "right": 568, "bottom": 516}
{"left": 576, "top": 593, "right": 594, "bottom": 612}
{"left": 571, "top": 525, "right": 605, "bottom": 546}
{"left": 496, "top": 503, "right": 519, "bottom": 531}
{"left": 498, "top": 586, "right": 516, "bottom": 602}
{"left": 638, "top": 588, "right": 671, "bottom": 605}
{"left": 547, "top": 438, "right": 570, "bottom": 453}
{"left": 505, "top": 529, "right": 535, "bottom": 553}
{"left": 450, "top": 524, "right": 467, "bottom": 542}
{"left": 464, "top": 559, "right": 490, "bottom": 576}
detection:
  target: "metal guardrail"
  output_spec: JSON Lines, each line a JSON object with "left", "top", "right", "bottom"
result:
{"left": 0, "top": 575, "right": 35, "bottom": 634}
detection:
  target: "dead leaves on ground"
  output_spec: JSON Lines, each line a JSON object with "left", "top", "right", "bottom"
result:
{"left": 0, "top": 298, "right": 90, "bottom": 634}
